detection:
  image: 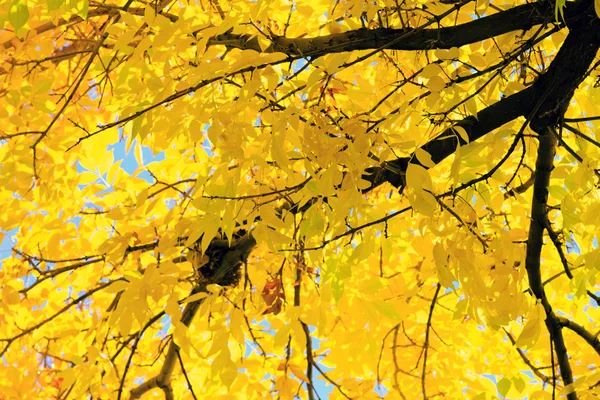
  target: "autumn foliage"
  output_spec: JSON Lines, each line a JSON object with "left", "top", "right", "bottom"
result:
{"left": 2, "top": 0, "right": 600, "bottom": 398}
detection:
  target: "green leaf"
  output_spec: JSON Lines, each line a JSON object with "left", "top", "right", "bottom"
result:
{"left": 8, "top": 0, "right": 28, "bottom": 31}
{"left": 371, "top": 300, "right": 400, "bottom": 321}
{"left": 47, "top": 0, "right": 64, "bottom": 11}
{"left": 555, "top": 0, "right": 566, "bottom": 22}
{"left": 331, "top": 278, "right": 344, "bottom": 303}
{"left": 67, "top": 0, "right": 87, "bottom": 19}
{"left": 513, "top": 375, "right": 526, "bottom": 393}
{"left": 497, "top": 377, "right": 511, "bottom": 398}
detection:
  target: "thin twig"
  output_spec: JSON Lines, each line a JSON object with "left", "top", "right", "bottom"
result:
{"left": 421, "top": 283, "right": 441, "bottom": 400}
{"left": 177, "top": 349, "right": 199, "bottom": 400}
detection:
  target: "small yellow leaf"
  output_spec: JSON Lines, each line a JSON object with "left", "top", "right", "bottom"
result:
{"left": 219, "top": 354, "right": 237, "bottom": 388}
{"left": 58, "top": 368, "right": 76, "bottom": 388}
{"left": 136, "top": 188, "right": 148, "bottom": 209}
{"left": 2, "top": 285, "right": 20, "bottom": 305}
{"left": 289, "top": 364, "right": 310, "bottom": 383}
{"left": 426, "top": 76, "right": 446, "bottom": 92}
{"left": 406, "top": 164, "right": 432, "bottom": 192}
{"left": 173, "top": 322, "right": 193, "bottom": 356}
{"left": 119, "top": 314, "right": 133, "bottom": 335}
{"left": 260, "top": 206, "right": 287, "bottom": 229}
{"left": 207, "top": 329, "right": 229, "bottom": 357}
{"left": 258, "top": 36, "right": 271, "bottom": 52}
{"left": 325, "top": 22, "right": 342, "bottom": 34}
{"left": 434, "top": 243, "right": 455, "bottom": 287}
{"left": 453, "top": 126, "right": 470, "bottom": 144}
{"left": 106, "top": 207, "right": 128, "bottom": 220}
{"left": 422, "top": 63, "right": 442, "bottom": 79}
{"left": 466, "top": 97, "right": 478, "bottom": 119}
{"left": 415, "top": 148, "right": 436, "bottom": 168}
{"left": 105, "top": 281, "right": 129, "bottom": 293}
{"left": 183, "top": 292, "right": 208, "bottom": 303}
{"left": 515, "top": 303, "right": 545, "bottom": 349}
{"left": 206, "top": 284, "right": 222, "bottom": 294}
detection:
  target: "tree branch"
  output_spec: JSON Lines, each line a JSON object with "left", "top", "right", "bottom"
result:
{"left": 421, "top": 283, "right": 441, "bottom": 400}
{"left": 525, "top": 125, "right": 576, "bottom": 399}
{"left": 364, "top": 3, "right": 600, "bottom": 192}
{"left": 206, "top": 1, "right": 576, "bottom": 56}
{"left": 0, "top": 279, "right": 122, "bottom": 357}
{"left": 503, "top": 328, "right": 553, "bottom": 385}
{"left": 557, "top": 317, "right": 600, "bottom": 356}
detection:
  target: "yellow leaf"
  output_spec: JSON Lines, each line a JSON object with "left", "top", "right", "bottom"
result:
{"left": 183, "top": 291, "right": 208, "bottom": 304}
{"left": 136, "top": 188, "right": 148, "bottom": 209}
{"left": 207, "top": 329, "right": 229, "bottom": 357}
{"left": 106, "top": 207, "right": 128, "bottom": 220}
{"left": 453, "top": 126, "right": 470, "bottom": 144}
{"left": 173, "top": 322, "right": 193, "bottom": 356}
{"left": 450, "top": 145, "right": 462, "bottom": 184}
{"left": 206, "top": 284, "right": 222, "bottom": 294}
{"left": 414, "top": 148, "right": 436, "bottom": 169}
{"left": 325, "top": 22, "right": 342, "bottom": 34}
{"left": 406, "top": 164, "right": 432, "bottom": 192}
{"left": 515, "top": 303, "right": 545, "bottom": 349}
{"left": 258, "top": 35, "right": 272, "bottom": 52}
{"left": 466, "top": 97, "right": 478, "bottom": 119}
{"left": 217, "top": 351, "right": 237, "bottom": 388}
{"left": 229, "top": 308, "right": 245, "bottom": 344}
{"left": 260, "top": 206, "right": 287, "bottom": 229}
{"left": 427, "top": 76, "right": 446, "bottom": 92}
{"left": 408, "top": 191, "right": 437, "bottom": 217}
{"left": 166, "top": 293, "right": 182, "bottom": 321}
{"left": 58, "top": 368, "right": 77, "bottom": 388}
{"left": 2, "top": 285, "right": 20, "bottom": 305}
{"left": 271, "top": 132, "right": 289, "bottom": 172}
{"left": 119, "top": 313, "right": 133, "bottom": 335}
{"left": 289, "top": 364, "right": 309, "bottom": 383}
{"left": 422, "top": 63, "right": 442, "bottom": 79}
{"left": 105, "top": 281, "right": 129, "bottom": 293}
{"left": 433, "top": 243, "right": 455, "bottom": 287}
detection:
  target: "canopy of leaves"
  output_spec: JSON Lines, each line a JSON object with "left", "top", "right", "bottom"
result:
{"left": 1, "top": 0, "right": 600, "bottom": 398}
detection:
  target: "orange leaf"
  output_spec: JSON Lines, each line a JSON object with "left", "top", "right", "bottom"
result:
{"left": 262, "top": 278, "right": 285, "bottom": 315}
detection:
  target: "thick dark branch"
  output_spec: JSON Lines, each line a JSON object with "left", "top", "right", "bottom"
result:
{"left": 363, "top": 3, "right": 600, "bottom": 191}
{"left": 363, "top": 86, "right": 535, "bottom": 189}
{"left": 208, "top": 1, "right": 574, "bottom": 56}
{"left": 525, "top": 125, "right": 576, "bottom": 399}
{"left": 557, "top": 317, "right": 600, "bottom": 356}
{"left": 525, "top": 125, "right": 556, "bottom": 298}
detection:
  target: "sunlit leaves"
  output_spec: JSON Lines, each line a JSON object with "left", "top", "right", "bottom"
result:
{"left": 1, "top": 0, "right": 600, "bottom": 398}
